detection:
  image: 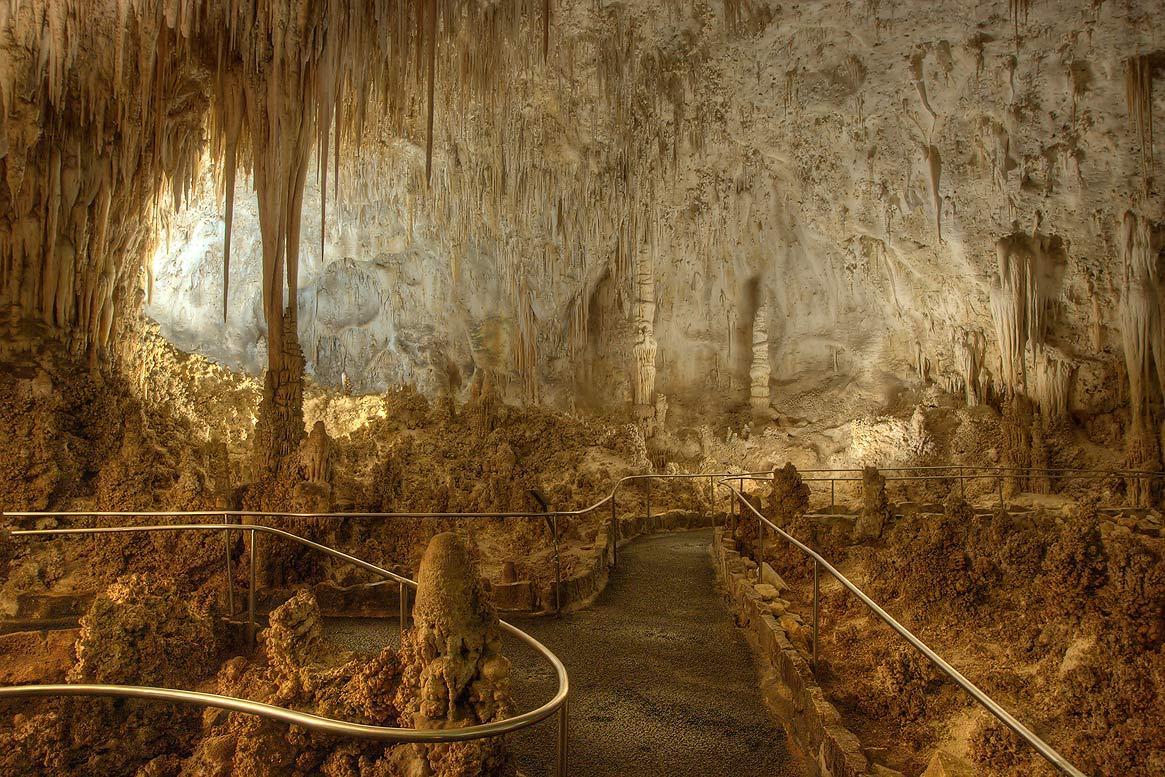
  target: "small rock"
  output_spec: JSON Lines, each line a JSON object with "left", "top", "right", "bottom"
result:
{"left": 779, "top": 614, "right": 804, "bottom": 634}
{"left": 921, "top": 750, "right": 977, "bottom": 777}
{"left": 754, "top": 583, "right": 780, "bottom": 601}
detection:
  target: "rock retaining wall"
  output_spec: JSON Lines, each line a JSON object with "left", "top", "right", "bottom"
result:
{"left": 710, "top": 527, "right": 882, "bottom": 777}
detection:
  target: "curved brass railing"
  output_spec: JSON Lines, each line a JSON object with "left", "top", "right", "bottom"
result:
{"left": 0, "top": 523, "right": 569, "bottom": 773}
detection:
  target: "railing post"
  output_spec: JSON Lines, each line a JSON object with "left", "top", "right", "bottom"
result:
{"left": 729, "top": 479, "right": 735, "bottom": 534}
{"left": 708, "top": 475, "right": 714, "bottom": 522}
{"left": 555, "top": 698, "right": 569, "bottom": 777}
{"left": 998, "top": 476, "right": 1005, "bottom": 510}
{"left": 645, "top": 479, "right": 652, "bottom": 522}
{"left": 830, "top": 479, "right": 835, "bottom": 511}
{"left": 812, "top": 559, "right": 820, "bottom": 671}
{"left": 610, "top": 494, "right": 618, "bottom": 569}
{"left": 399, "top": 581, "right": 408, "bottom": 634}
{"left": 756, "top": 500, "right": 764, "bottom": 583}
{"left": 247, "top": 528, "right": 257, "bottom": 649}
{"left": 224, "top": 518, "right": 234, "bottom": 616}
{"left": 959, "top": 472, "right": 965, "bottom": 500}
{"left": 553, "top": 515, "right": 562, "bottom": 617}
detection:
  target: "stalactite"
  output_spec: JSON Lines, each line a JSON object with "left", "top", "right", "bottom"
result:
{"left": 425, "top": 0, "right": 438, "bottom": 185}
{"left": 1125, "top": 54, "right": 1156, "bottom": 190}
{"left": 923, "top": 143, "right": 942, "bottom": 244}
{"left": 1008, "top": 0, "right": 1031, "bottom": 48}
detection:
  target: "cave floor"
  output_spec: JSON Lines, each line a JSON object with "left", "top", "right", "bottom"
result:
{"left": 330, "top": 529, "right": 802, "bottom": 777}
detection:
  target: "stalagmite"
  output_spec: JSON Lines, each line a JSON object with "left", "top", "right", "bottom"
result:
{"left": 956, "top": 328, "right": 986, "bottom": 406}
{"left": 854, "top": 467, "right": 890, "bottom": 540}
{"left": 394, "top": 532, "right": 512, "bottom": 774}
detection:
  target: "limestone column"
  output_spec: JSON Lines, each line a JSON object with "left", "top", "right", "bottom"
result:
{"left": 631, "top": 257, "right": 657, "bottom": 424}
{"left": 252, "top": 310, "right": 306, "bottom": 475}
{"left": 750, "top": 304, "right": 771, "bottom": 420}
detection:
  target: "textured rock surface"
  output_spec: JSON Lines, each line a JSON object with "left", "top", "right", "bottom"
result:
{"left": 393, "top": 532, "right": 514, "bottom": 776}
{"left": 0, "top": 574, "right": 221, "bottom": 776}
{"left": 134, "top": 0, "right": 1163, "bottom": 434}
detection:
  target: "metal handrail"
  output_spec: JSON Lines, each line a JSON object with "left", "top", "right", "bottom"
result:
{"left": 724, "top": 464, "right": 1163, "bottom": 513}
{"left": 0, "top": 523, "right": 570, "bottom": 772}
{"left": 731, "top": 464, "right": 1165, "bottom": 479}
{"left": 717, "top": 478, "right": 1086, "bottom": 777}
{"left": 0, "top": 467, "right": 1115, "bottom": 776}
{"left": 1, "top": 472, "right": 735, "bottom": 609}
{"left": 745, "top": 465, "right": 1165, "bottom": 475}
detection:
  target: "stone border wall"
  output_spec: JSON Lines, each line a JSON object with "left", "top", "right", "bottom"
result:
{"left": 299, "top": 508, "right": 723, "bottom": 618}
{"left": 531, "top": 508, "right": 722, "bottom": 614}
{"left": 711, "top": 527, "right": 879, "bottom": 777}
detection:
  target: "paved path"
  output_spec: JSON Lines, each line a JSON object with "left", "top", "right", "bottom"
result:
{"left": 510, "top": 529, "right": 799, "bottom": 776}
{"left": 329, "top": 529, "right": 801, "bottom": 777}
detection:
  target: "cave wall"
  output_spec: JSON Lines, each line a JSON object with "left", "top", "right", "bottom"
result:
{"left": 140, "top": 0, "right": 1163, "bottom": 429}
{"left": 1, "top": 1, "right": 1162, "bottom": 440}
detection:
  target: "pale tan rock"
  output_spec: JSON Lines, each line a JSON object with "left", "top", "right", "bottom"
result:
{"left": 921, "top": 750, "right": 978, "bottom": 777}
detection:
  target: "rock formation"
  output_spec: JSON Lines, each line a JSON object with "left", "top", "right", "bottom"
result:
{"left": 854, "top": 466, "right": 891, "bottom": 541}
{"left": 749, "top": 304, "right": 772, "bottom": 422}
{"left": 180, "top": 589, "right": 405, "bottom": 776}
{"left": 631, "top": 256, "right": 658, "bottom": 428}
{"left": 393, "top": 532, "right": 513, "bottom": 776}
{"left": 768, "top": 464, "right": 810, "bottom": 526}
{"left": 0, "top": 575, "right": 219, "bottom": 775}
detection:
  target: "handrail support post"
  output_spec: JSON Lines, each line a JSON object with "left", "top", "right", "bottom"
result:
{"left": 224, "top": 518, "right": 234, "bottom": 616}
{"left": 247, "top": 528, "right": 257, "bottom": 650}
{"left": 812, "top": 559, "right": 820, "bottom": 671}
{"left": 553, "top": 514, "right": 562, "bottom": 617}
{"left": 399, "top": 581, "right": 408, "bottom": 634}
{"left": 556, "top": 697, "right": 568, "bottom": 777}
{"left": 610, "top": 493, "right": 618, "bottom": 569}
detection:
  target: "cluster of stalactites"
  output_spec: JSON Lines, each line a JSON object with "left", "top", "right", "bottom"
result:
{"left": 1027, "top": 347, "right": 1074, "bottom": 426}
{"left": 988, "top": 214, "right": 1065, "bottom": 396}
{"left": 0, "top": 2, "right": 209, "bottom": 363}
{"left": 0, "top": 0, "right": 556, "bottom": 374}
